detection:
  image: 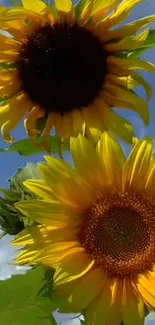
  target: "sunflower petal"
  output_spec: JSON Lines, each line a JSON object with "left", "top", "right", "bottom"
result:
{"left": 108, "top": 56, "right": 155, "bottom": 73}
{"left": 15, "top": 248, "right": 39, "bottom": 265}
{"left": 22, "top": 0, "right": 47, "bottom": 13}
{"left": 103, "top": 0, "right": 144, "bottom": 28}
{"left": 104, "top": 83, "right": 149, "bottom": 125}
{"left": 70, "top": 135, "right": 104, "bottom": 194}
{"left": 106, "top": 74, "right": 139, "bottom": 90}
{"left": 122, "top": 278, "right": 144, "bottom": 325}
{"left": 54, "top": 0, "right": 73, "bottom": 12}
{"left": 105, "top": 29, "right": 149, "bottom": 52}
{"left": 102, "top": 16, "right": 155, "bottom": 42}
{"left": 54, "top": 249, "right": 94, "bottom": 284}
{"left": 23, "top": 179, "right": 59, "bottom": 201}
{"left": 29, "top": 241, "right": 80, "bottom": 264}
{"left": 84, "top": 278, "right": 122, "bottom": 325}
{"left": 98, "top": 102, "right": 135, "bottom": 143}
{"left": 12, "top": 225, "right": 78, "bottom": 247}
{"left": 1, "top": 20, "right": 31, "bottom": 40}
{"left": 15, "top": 200, "right": 80, "bottom": 227}
{"left": 0, "top": 92, "right": 32, "bottom": 142}
{"left": 136, "top": 271, "right": 155, "bottom": 309}
{"left": 70, "top": 134, "right": 100, "bottom": 174}
{"left": 131, "top": 72, "right": 152, "bottom": 102}
{"left": 39, "top": 162, "right": 93, "bottom": 210}
{"left": 82, "top": 106, "right": 105, "bottom": 142}
{"left": 79, "top": 0, "right": 119, "bottom": 23}
{"left": 66, "top": 268, "right": 104, "bottom": 311}
{"left": 97, "top": 132, "right": 125, "bottom": 190}
{"left": 123, "top": 138, "right": 153, "bottom": 191}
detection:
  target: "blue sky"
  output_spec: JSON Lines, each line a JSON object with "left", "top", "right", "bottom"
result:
{"left": 0, "top": 1, "right": 155, "bottom": 324}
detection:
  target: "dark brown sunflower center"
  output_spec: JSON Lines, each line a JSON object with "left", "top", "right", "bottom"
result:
{"left": 17, "top": 23, "right": 107, "bottom": 114}
{"left": 79, "top": 193, "right": 155, "bottom": 277}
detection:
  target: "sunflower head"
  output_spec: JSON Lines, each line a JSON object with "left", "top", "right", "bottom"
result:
{"left": 13, "top": 133, "right": 155, "bottom": 324}
{"left": 0, "top": 0, "right": 154, "bottom": 151}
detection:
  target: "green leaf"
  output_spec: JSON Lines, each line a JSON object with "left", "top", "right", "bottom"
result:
{"left": 0, "top": 136, "right": 70, "bottom": 156}
{"left": 75, "top": 0, "right": 87, "bottom": 19}
{"left": 128, "top": 29, "right": 155, "bottom": 58}
{"left": 39, "top": 267, "right": 55, "bottom": 300}
{"left": 0, "top": 267, "right": 57, "bottom": 325}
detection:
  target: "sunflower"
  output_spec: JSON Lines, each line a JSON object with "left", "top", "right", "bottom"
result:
{"left": 13, "top": 133, "right": 155, "bottom": 324}
{"left": 0, "top": 0, "right": 154, "bottom": 150}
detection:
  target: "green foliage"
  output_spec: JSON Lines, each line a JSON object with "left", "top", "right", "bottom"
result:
{"left": 0, "top": 164, "right": 41, "bottom": 236}
{"left": 38, "top": 267, "right": 55, "bottom": 299}
{"left": 75, "top": 0, "right": 87, "bottom": 19}
{"left": 0, "top": 267, "right": 56, "bottom": 325}
{"left": 0, "top": 136, "right": 70, "bottom": 156}
{"left": 128, "top": 29, "right": 155, "bottom": 58}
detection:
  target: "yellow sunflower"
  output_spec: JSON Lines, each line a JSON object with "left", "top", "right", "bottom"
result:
{"left": 0, "top": 0, "right": 155, "bottom": 150}
{"left": 13, "top": 133, "right": 155, "bottom": 324}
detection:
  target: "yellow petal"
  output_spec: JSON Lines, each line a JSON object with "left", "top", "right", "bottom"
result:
{"left": 0, "top": 34, "right": 21, "bottom": 51}
{"left": 29, "top": 241, "right": 80, "bottom": 264}
{"left": 106, "top": 74, "right": 138, "bottom": 90}
{"left": 22, "top": 0, "right": 47, "bottom": 13}
{"left": 104, "top": 83, "right": 149, "bottom": 125}
{"left": 101, "top": 16, "right": 155, "bottom": 42}
{"left": 105, "top": 29, "right": 149, "bottom": 52}
{"left": 54, "top": 249, "right": 94, "bottom": 285}
{"left": 108, "top": 56, "right": 155, "bottom": 74}
{"left": 15, "top": 248, "right": 39, "bottom": 265}
{"left": 122, "top": 278, "right": 144, "bottom": 325}
{"left": 84, "top": 278, "right": 122, "bottom": 325}
{"left": 0, "top": 7, "right": 25, "bottom": 21}
{"left": 72, "top": 109, "right": 85, "bottom": 137}
{"left": 1, "top": 20, "right": 31, "bottom": 40}
{"left": 0, "top": 92, "right": 32, "bottom": 142}
{"left": 136, "top": 271, "right": 155, "bottom": 309}
{"left": 131, "top": 72, "right": 152, "bottom": 102}
{"left": 79, "top": 0, "right": 119, "bottom": 23}
{"left": 23, "top": 179, "right": 59, "bottom": 201}
{"left": 70, "top": 135, "right": 104, "bottom": 195}
{"left": 97, "top": 132, "right": 125, "bottom": 190}
{"left": 39, "top": 162, "right": 93, "bottom": 210}
{"left": 70, "top": 134, "right": 100, "bottom": 174}
{"left": 0, "top": 70, "right": 21, "bottom": 97}
{"left": 145, "top": 159, "right": 155, "bottom": 194}
{"left": 15, "top": 200, "right": 81, "bottom": 228}
{"left": 54, "top": 0, "right": 73, "bottom": 12}
{"left": 96, "top": 98, "right": 135, "bottom": 143}
{"left": 12, "top": 225, "right": 78, "bottom": 247}
{"left": 102, "top": 0, "right": 143, "bottom": 29}
{"left": 24, "top": 105, "right": 45, "bottom": 141}
{"left": 122, "top": 138, "right": 153, "bottom": 191}
{"left": 63, "top": 268, "right": 104, "bottom": 312}
{"left": 82, "top": 106, "right": 105, "bottom": 142}
{"left": 0, "top": 50, "right": 19, "bottom": 63}
{"left": 44, "top": 155, "right": 74, "bottom": 179}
